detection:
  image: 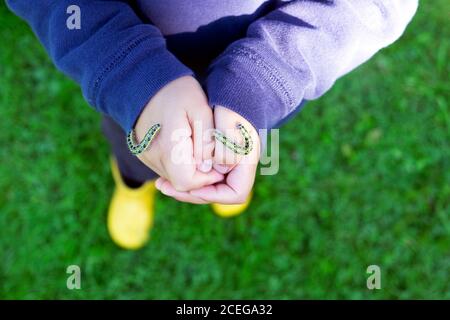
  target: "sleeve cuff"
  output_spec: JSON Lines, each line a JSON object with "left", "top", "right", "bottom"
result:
{"left": 206, "top": 47, "right": 295, "bottom": 131}
{"left": 91, "top": 36, "right": 193, "bottom": 132}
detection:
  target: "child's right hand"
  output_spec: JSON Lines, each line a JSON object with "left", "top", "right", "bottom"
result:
{"left": 156, "top": 106, "right": 261, "bottom": 205}
{"left": 133, "top": 76, "right": 223, "bottom": 198}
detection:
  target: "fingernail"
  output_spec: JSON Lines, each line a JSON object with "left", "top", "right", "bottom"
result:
{"left": 155, "top": 179, "right": 162, "bottom": 190}
{"left": 214, "top": 164, "right": 230, "bottom": 174}
{"left": 199, "top": 159, "right": 213, "bottom": 173}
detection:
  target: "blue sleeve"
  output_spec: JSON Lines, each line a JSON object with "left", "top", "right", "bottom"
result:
{"left": 206, "top": 0, "right": 418, "bottom": 130}
{"left": 6, "top": 0, "right": 193, "bottom": 132}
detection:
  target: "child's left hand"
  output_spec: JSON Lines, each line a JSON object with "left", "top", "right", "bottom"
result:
{"left": 156, "top": 106, "right": 260, "bottom": 204}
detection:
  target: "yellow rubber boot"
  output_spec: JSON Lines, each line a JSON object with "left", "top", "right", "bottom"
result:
{"left": 107, "top": 158, "right": 156, "bottom": 250}
{"left": 211, "top": 192, "right": 252, "bottom": 218}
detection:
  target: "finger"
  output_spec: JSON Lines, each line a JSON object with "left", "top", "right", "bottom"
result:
{"left": 166, "top": 159, "right": 225, "bottom": 192}
{"left": 199, "top": 141, "right": 215, "bottom": 173}
{"left": 213, "top": 127, "right": 243, "bottom": 171}
{"left": 156, "top": 178, "right": 210, "bottom": 204}
{"left": 165, "top": 130, "right": 223, "bottom": 191}
{"left": 190, "top": 162, "right": 256, "bottom": 204}
{"left": 213, "top": 162, "right": 236, "bottom": 175}
{"left": 190, "top": 183, "right": 237, "bottom": 204}
{"left": 188, "top": 169, "right": 224, "bottom": 190}
{"left": 191, "top": 106, "right": 215, "bottom": 173}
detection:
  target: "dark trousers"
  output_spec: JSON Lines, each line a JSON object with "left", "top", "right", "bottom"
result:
{"left": 102, "top": 115, "right": 158, "bottom": 184}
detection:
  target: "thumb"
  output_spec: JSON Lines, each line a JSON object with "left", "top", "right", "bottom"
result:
{"left": 213, "top": 126, "right": 243, "bottom": 174}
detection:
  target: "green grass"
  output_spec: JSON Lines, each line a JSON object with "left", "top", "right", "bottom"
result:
{"left": 0, "top": 2, "right": 449, "bottom": 299}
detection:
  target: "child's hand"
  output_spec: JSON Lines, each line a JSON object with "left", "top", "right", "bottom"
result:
{"left": 190, "top": 106, "right": 261, "bottom": 204}
{"left": 156, "top": 106, "right": 261, "bottom": 204}
{"left": 134, "top": 76, "right": 223, "bottom": 199}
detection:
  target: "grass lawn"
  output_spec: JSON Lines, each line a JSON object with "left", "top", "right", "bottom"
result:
{"left": 0, "top": 1, "right": 449, "bottom": 299}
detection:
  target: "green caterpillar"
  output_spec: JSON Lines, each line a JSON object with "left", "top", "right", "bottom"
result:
{"left": 213, "top": 124, "right": 253, "bottom": 156}
{"left": 126, "top": 123, "right": 161, "bottom": 155}
{"left": 127, "top": 123, "right": 253, "bottom": 156}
